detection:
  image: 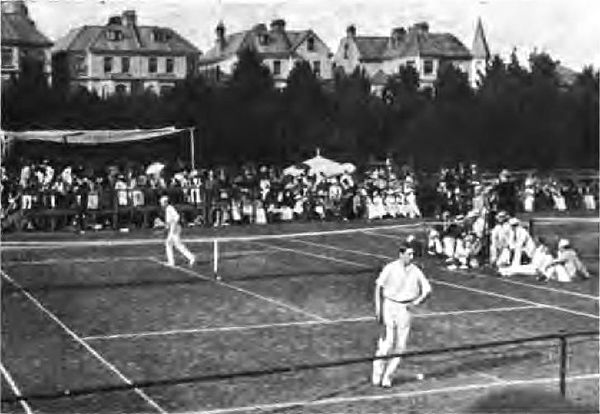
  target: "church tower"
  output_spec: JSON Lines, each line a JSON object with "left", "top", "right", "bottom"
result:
{"left": 470, "top": 17, "right": 490, "bottom": 87}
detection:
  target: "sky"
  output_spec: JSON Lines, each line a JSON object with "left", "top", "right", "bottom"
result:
{"left": 23, "top": 0, "right": 600, "bottom": 71}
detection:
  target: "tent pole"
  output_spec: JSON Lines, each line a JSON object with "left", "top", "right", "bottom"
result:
{"left": 189, "top": 127, "right": 196, "bottom": 170}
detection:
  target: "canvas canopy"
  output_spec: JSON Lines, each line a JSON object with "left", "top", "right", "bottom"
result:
{"left": 1, "top": 127, "right": 199, "bottom": 169}
{"left": 2, "top": 127, "right": 183, "bottom": 145}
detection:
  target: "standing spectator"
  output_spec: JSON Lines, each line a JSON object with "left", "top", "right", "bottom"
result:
{"left": 496, "top": 169, "right": 517, "bottom": 215}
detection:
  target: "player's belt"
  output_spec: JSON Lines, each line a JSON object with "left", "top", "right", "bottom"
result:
{"left": 383, "top": 296, "right": 415, "bottom": 305}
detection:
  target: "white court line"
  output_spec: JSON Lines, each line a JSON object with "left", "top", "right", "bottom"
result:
{"left": 1, "top": 222, "right": 424, "bottom": 248}
{"left": 82, "top": 306, "right": 541, "bottom": 341}
{"left": 365, "top": 231, "right": 599, "bottom": 300}
{"left": 282, "top": 239, "right": 600, "bottom": 320}
{"left": 288, "top": 239, "right": 390, "bottom": 260}
{"left": 189, "top": 372, "right": 600, "bottom": 414}
{"left": 0, "top": 270, "right": 167, "bottom": 414}
{"left": 2, "top": 250, "right": 278, "bottom": 266}
{"left": 0, "top": 362, "right": 34, "bottom": 414}
{"left": 251, "top": 240, "right": 373, "bottom": 268}
{"left": 3, "top": 256, "right": 153, "bottom": 265}
{"left": 151, "top": 259, "right": 328, "bottom": 322}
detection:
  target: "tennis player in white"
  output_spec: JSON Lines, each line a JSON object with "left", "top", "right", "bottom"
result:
{"left": 372, "top": 241, "right": 432, "bottom": 388}
{"left": 160, "top": 196, "right": 196, "bottom": 267}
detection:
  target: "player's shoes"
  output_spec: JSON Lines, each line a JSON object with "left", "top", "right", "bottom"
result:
{"left": 381, "top": 377, "right": 392, "bottom": 388}
{"left": 188, "top": 256, "right": 196, "bottom": 267}
{"left": 415, "top": 372, "right": 425, "bottom": 381}
{"left": 371, "top": 374, "right": 381, "bottom": 386}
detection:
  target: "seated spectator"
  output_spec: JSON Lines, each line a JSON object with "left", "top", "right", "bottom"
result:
{"left": 490, "top": 211, "right": 511, "bottom": 268}
{"left": 499, "top": 237, "right": 554, "bottom": 278}
{"left": 540, "top": 239, "right": 591, "bottom": 282}
{"left": 507, "top": 217, "right": 536, "bottom": 267}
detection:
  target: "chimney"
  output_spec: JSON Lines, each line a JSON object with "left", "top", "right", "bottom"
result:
{"left": 108, "top": 15, "right": 122, "bottom": 25}
{"left": 270, "top": 19, "right": 286, "bottom": 31}
{"left": 1, "top": 0, "right": 28, "bottom": 15}
{"left": 346, "top": 24, "right": 356, "bottom": 38}
{"left": 215, "top": 21, "right": 225, "bottom": 49}
{"left": 390, "top": 27, "right": 406, "bottom": 47}
{"left": 122, "top": 10, "right": 137, "bottom": 27}
{"left": 411, "top": 22, "right": 429, "bottom": 33}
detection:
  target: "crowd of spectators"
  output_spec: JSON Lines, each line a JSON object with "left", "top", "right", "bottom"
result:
{"left": 1, "top": 158, "right": 598, "bottom": 233}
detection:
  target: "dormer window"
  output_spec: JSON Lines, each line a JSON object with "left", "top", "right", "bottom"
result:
{"left": 259, "top": 34, "right": 269, "bottom": 45}
{"left": 307, "top": 37, "right": 315, "bottom": 51}
{"left": 153, "top": 29, "right": 171, "bottom": 43}
{"left": 106, "top": 30, "right": 123, "bottom": 41}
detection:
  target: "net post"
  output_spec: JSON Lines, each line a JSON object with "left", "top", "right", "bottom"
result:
{"left": 559, "top": 332, "right": 567, "bottom": 397}
{"left": 213, "top": 238, "right": 220, "bottom": 280}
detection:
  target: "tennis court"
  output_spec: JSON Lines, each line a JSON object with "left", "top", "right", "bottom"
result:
{"left": 1, "top": 217, "right": 598, "bottom": 413}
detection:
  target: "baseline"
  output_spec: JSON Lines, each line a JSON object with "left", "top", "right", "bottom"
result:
{"left": 0, "top": 270, "right": 167, "bottom": 414}
{"left": 1, "top": 222, "right": 424, "bottom": 248}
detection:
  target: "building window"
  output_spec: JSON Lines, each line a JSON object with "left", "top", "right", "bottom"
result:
{"left": 166, "top": 58, "right": 174, "bottom": 73}
{"left": 74, "top": 55, "right": 87, "bottom": 75}
{"left": 148, "top": 57, "right": 157, "bottom": 73}
{"left": 103, "top": 56, "right": 113, "bottom": 73}
{"left": 115, "top": 84, "right": 127, "bottom": 95}
{"left": 307, "top": 37, "right": 315, "bottom": 51}
{"left": 121, "top": 57, "right": 130, "bottom": 73}
{"left": 153, "top": 30, "right": 171, "bottom": 42}
{"left": 106, "top": 30, "right": 123, "bottom": 41}
{"left": 343, "top": 43, "right": 349, "bottom": 59}
{"left": 423, "top": 59, "right": 434, "bottom": 75}
{"left": 273, "top": 60, "right": 281, "bottom": 75}
{"left": 2, "top": 47, "right": 13, "bottom": 68}
{"left": 313, "top": 61, "right": 321, "bottom": 77}
{"left": 406, "top": 60, "right": 416, "bottom": 68}
{"left": 259, "top": 34, "right": 269, "bottom": 45}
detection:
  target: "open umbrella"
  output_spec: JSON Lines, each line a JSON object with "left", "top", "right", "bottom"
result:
{"left": 146, "top": 162, "right": 165, "bottom": 176}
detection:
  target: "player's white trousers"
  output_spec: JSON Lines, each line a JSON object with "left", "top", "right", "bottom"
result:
{"left": 373, "top": 299, "right": 411, "bottom": 383}
{"left": 166, "top": 224, "right": 194, "bottom": 266}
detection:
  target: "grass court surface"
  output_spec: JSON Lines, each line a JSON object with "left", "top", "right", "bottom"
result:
{"left": 1, "top": 216, "right": 598, "bottom": 413}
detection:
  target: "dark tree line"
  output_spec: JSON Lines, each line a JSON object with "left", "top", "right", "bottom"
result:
{"left": 2, "top": 49, "right": 598, "bottom": 170}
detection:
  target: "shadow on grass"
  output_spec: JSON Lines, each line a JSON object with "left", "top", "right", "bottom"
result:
{"left": 466, "top": 388, "right": 597, "bottom": 413}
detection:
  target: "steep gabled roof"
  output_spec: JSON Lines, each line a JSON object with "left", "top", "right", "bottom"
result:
{"left": 472, "top": 17, "right": 490, "bottom": 60}
{"left": 353, "top": 36, "right": 388, "bottom": 61}
{"left": 199, "top": 23, "right": 329, "bottom": 65}
{"left": 354, "top": 24, "right": 472, "bottom": 62}
{"left": 51, "top": 16, "right": 199, "bottom": 54}
{"left": 1, "top": 12, "right": 52, "bottom": 47}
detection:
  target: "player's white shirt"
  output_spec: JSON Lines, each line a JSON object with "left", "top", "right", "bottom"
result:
{"left": 165, "top": 205, "right": 180, "bottom": 228}
{"left": 376, "top": 261, "right": 431, "bottom": 303}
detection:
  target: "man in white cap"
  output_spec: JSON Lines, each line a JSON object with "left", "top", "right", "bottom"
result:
{"left": 490, "top": 211, "right": 511, "bottom": 267}
{"left": 541, "top": 239, "right": 591, "bottom": 282}
{"left": 506, "top": 217, "right": 535, "bottom": 268}
{"left": 160, "top": 195, "right": 196, "bottom": 267}
{"left": 372, "top": 242, "right": 432, "bottom": 388}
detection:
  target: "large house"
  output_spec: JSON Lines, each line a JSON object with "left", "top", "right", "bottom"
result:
{"left": 333, "top": 19, "right": 490, "bottom": 93}
{"left": 51, "top": 10, "right": 200, "bottom": 97}
{"left": 1, "top": 0, "right": 53, "bottom": 86}
{"left": 199, "top": 19, "right": 333, "bottom": 89}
